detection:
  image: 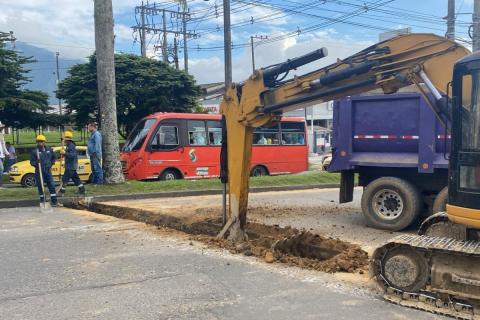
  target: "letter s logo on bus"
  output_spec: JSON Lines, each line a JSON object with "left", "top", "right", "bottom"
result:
{"left": 189, "top": 149, "right": 197, "bottom": 162}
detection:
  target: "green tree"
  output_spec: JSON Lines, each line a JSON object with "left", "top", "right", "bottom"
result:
{"left": 0, "top": 32, "right": 55, "bottom": 129}
{"left": 57, "top": 54, "right": 202, "bottom": 136}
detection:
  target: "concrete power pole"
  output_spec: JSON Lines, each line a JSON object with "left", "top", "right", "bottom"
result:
{"left": 182, "top": 3, "right": 189, "bottom": 72}
{"left": 223, "top": 0, "right": 232, "bottom": 87}
{"left": 93, "top": 0, "right": 125, "bottom": 184}
{"left": 446, "top": 0, "right": 455, "bottom": 40}
{"left": 162, "top": 10, "right": 168, "bottom": 63}
{"left": 55, "top": 52, "right": 62, "bottom": 116}
{"left": 474, "top": 0, "right": 480, "bottom": 51}
{"left": 250, "top": 36, "right": 255, "bottom": 73}
{"left": 250, "top": 35, "right": 268, "bottom": 73}
{"left": 140, "top": 1, "right": 147, "bottom": 57}
{"left": 174, "top": 38, "right": 179, "bottom": 70}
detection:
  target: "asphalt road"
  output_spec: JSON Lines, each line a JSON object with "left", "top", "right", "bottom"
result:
{"left": 0, "top": 206, "right": 445, "bottom": 320}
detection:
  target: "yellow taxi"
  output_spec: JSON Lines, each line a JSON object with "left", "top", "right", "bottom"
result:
{"left": 8, "top": 146, "right": 92, "bottom": 187}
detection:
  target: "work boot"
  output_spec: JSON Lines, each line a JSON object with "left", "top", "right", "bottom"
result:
{"left": 51, "top": 195, "right": 61, "bottom": 207}
{"left": 59, "top": 187, "right": 66, "bottom": 196}
{"left": 78, "top": 184, "right": 85, "bottom": 195}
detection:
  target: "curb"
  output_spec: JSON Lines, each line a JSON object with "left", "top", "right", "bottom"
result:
{"left": 0, "top": 183, "right": 340, "bottom": 209}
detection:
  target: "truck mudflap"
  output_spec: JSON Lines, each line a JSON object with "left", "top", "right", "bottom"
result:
{"left": 339, "top": 170, "right": 354, "bottom": 203}
{"left": 371, "top": 234, "right": 480, "bottom": 320}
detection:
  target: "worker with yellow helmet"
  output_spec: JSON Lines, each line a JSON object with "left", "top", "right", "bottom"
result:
{"left": 59, "top": 131, "right": 85, "bottom": 195}
{"left": 30, "top": 134, "right": 59, "bottom": 206}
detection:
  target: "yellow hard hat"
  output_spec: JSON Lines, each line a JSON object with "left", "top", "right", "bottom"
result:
{"left": 36, "top": 134, "right": 46, "bottom": 142}
{"left": 64, "top": 131, "right": 73, "bottom": 139}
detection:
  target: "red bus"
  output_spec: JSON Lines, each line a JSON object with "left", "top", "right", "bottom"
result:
{"left": 120, "top": 113, "right": 308, "bottom": 180}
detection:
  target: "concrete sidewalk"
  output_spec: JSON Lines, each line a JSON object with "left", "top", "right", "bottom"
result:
{"left": 0, "top": 206, "right": 444, "bottom": 319}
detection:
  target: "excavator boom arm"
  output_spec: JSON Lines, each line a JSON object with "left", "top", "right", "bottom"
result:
{"left": 219, "top": 33, "right": 469, "bottom": 241}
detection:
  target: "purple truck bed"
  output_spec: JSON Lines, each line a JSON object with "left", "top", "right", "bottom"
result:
{"left": 329, "top": 93, "right": 449, "bottom": 174}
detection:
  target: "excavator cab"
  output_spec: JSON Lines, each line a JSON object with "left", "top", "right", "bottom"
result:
{"left": 448, "top": 53, "right": 480, "bottom": 228}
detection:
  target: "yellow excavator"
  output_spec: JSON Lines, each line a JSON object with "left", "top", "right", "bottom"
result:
{"left": 218, "top": 33, "right": 480, "bottom": 318}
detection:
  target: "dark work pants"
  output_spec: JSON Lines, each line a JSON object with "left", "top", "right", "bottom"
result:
{"left": 35, "top": 169, "right": 57, "bottom": 204}
{"left": 62, "top": 169, "right": 82, "bottom": 186}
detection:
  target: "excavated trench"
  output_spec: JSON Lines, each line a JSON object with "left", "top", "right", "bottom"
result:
{"left": 67, "top": 200, "right": 368, "bottom": 273}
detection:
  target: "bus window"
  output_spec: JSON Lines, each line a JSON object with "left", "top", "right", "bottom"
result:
{"left": 150, "top": 126, "right": 179, "bottom": 151}
{"left": 123, "top": 118, "right": 156, "bottom": 152}
{"left": 188, "top": 120, "right": 207, "bottom": 146}
{"left": 207, "top": 120, "right": 222, "bottom": 145}
{"left": 281, "top": 122, "right": 306, "bottom": 145}
{"left": 253, "top": 123, "right": 280, "bottom": 145}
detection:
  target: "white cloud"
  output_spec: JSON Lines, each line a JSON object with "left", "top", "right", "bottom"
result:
{"left": 0, "top": 0, "right": 133, "bottom": 59}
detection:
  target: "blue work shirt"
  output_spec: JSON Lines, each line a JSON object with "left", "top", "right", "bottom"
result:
{"left": 30, "top": 146, "right": 56, "bottom": 173}
{"left": 88, "top": 130, "right": 102, "bottom": 158}
{"left": 64, "top": 141, "right": 78, "bottom": 170}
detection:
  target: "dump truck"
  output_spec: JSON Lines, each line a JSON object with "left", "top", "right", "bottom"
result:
{"left": 330, "top": 92, "right": 450, "bottom": 231}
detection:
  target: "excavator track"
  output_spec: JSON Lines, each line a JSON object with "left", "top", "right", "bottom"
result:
{"left": 371, "top": 234, "right": 480, "bottom": 319}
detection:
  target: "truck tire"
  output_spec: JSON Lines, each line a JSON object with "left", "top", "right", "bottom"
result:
{"left": 432, "top": 187, "right": 448, "bottom": 214}
{"left": 361, "top": 177, "right": 422, "bottom": 231}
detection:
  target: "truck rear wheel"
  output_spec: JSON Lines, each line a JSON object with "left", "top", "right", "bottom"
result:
{"left": 361, "top": 177, "right": 422, "bottom": 231}
{"left": 432, "top": 187, "right": 448, "bottom": 214}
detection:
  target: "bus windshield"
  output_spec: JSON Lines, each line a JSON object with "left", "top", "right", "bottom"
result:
{"left": 123, "top": 119, "right": 156, "bottom": 152}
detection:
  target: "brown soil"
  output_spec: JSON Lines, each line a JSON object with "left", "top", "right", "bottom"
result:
{"left": 67, "top": 201, "right": 368, "bottom": 274}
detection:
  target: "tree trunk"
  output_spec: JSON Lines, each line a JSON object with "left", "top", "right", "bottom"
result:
{"left": 93, "top": 0, "right": 124, "bottom": 184}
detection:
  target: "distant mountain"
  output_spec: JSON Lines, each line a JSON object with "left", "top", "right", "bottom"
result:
{"left": 15, "top": 42, "right": 84, "bottom": 104}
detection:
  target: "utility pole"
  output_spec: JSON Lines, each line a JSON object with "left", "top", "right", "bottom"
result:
{"left": 182, "top": 2, "right": 189, "bottom": 72}
{"left": 446, "top": 0, "right": 455, "bottom": 40}
{"left": 474, "top": 0, "right": 480, "bottom": 51}
{"left": 223, "top": 0, "right": 232, "bottom": 87}
{"left": 174, "top": 38, "right": 179, "bottom": 70}
{"left": 140, "top": 1, "right": 147, "bottom": 57}
{"left": 55, "top": 52, "right": 62, "bottom": 116}
{"left": 162, "top": 10, "right": 168, "bottom": 62}
{"left": 250, "top": 35, "right": 268, "bottom": 73}
{"left": 250, "top": 37, "right": 255, "bottom": 73}
{"left": 93, "top": 0, "right": 125, "bottom": 184}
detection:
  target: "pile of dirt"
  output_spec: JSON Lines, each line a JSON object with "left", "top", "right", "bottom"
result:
{"left": 67, "top": 201, "right": 368, "bottom": 274}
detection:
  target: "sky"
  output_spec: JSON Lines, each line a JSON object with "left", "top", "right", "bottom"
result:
{"left": 0, "top": 0, "right": 475, "bottom": 84}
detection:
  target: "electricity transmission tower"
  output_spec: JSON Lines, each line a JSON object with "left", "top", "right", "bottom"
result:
{"left": 132, "top": 2, "right": 198, "bottom": 72}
